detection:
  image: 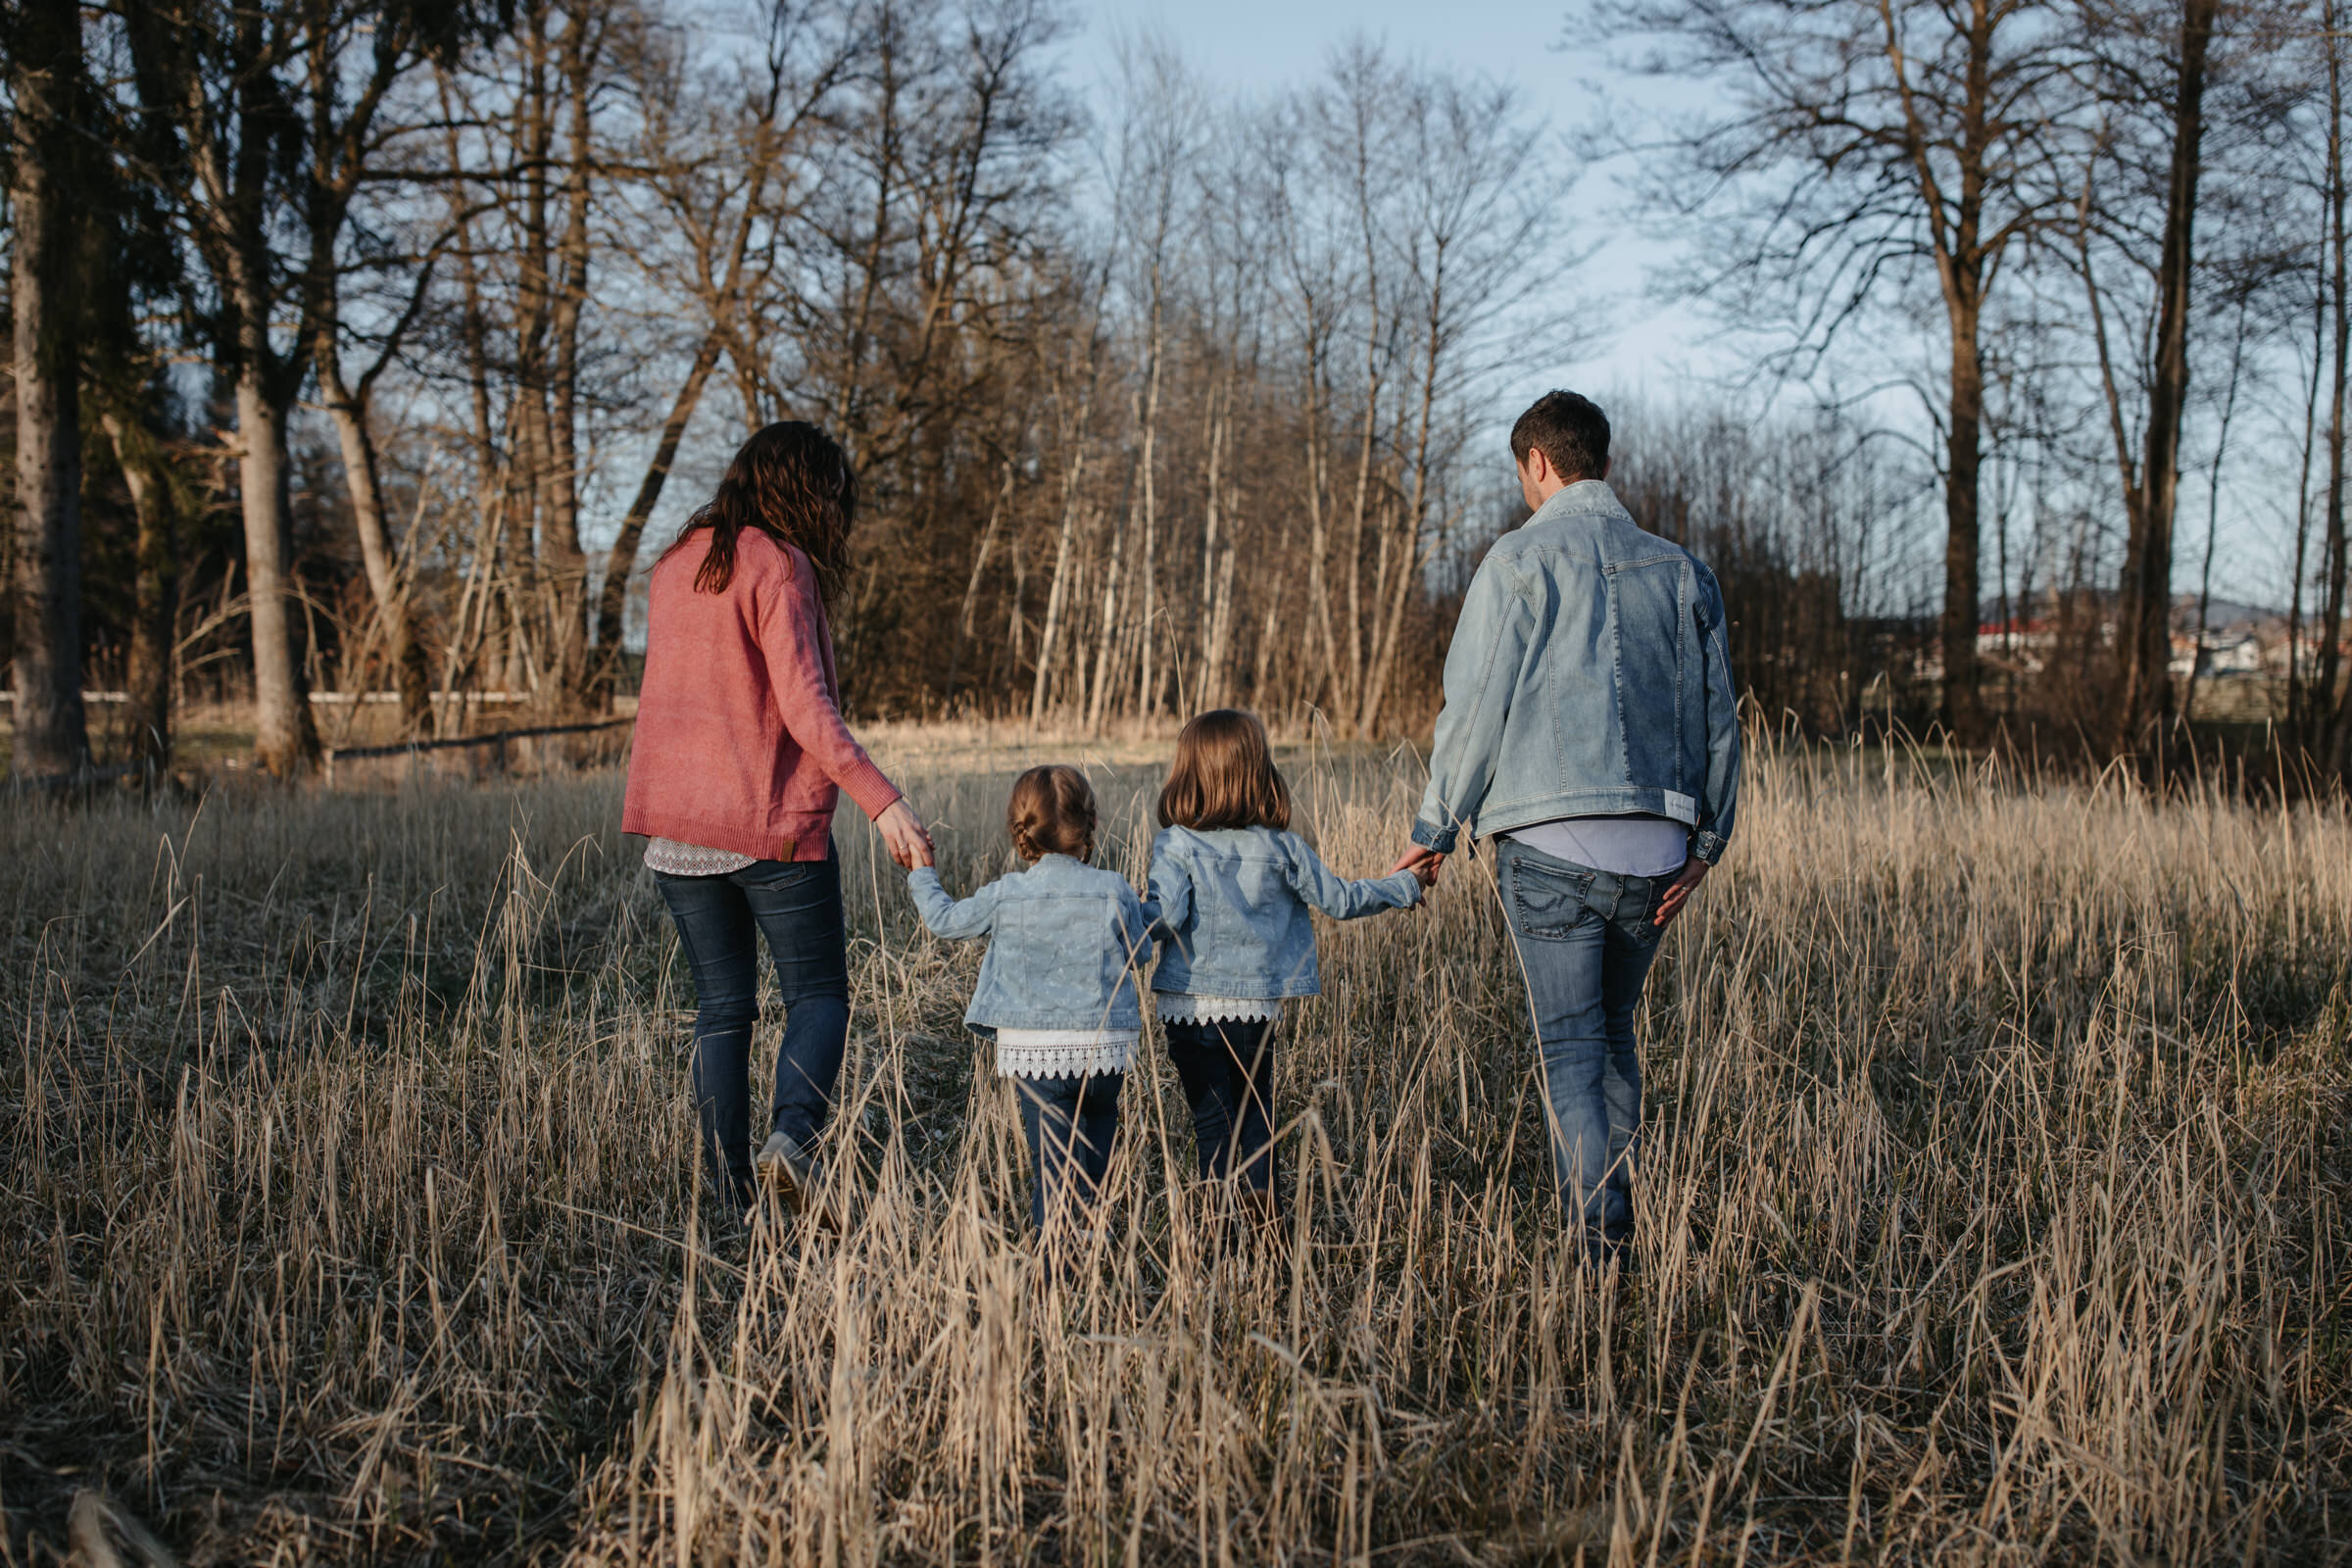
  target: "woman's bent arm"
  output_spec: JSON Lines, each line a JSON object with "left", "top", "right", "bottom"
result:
{"left": 757, "top": 552, "right": 902, "bottom": 821}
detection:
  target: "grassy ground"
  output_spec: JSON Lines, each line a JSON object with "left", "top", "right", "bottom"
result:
{"left": 2, "top": 729, "right": 2347, "bottom": 1565}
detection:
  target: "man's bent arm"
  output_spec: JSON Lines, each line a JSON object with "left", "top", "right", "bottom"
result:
{"left": 1412, "top": 555, "right": 1529, "bottom": 855}
{"left": 1690, "top": 565, "right": 1740, "bottom": 864}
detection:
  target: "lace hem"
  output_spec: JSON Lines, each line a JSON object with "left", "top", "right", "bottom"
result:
{"left": 1154, "top": 994, "right": 1284, "bottom": 1023}
{"left": 644, "top": 838, "right": 758, "bottom": 875}
{"left": 995, "top": 1030, "right": 1139, "bottom": 1079}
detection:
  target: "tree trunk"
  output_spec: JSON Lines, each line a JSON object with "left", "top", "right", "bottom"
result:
{"left": 951, "top": 460, "right": 1017, "bottom": 700}
{"left": 1940, "top": 313, "right": 1986, "bottom": 745}
{"left": 2115, "top": 0, "right": 2216, "bottom": 759}
{"left": 1087, "top": 466, "right": 1131, "bottom": 729}
{"left": 233, "top": 371, "right": 318, "bottom": 776}
{"left": 320, "top": 360, "right": 430, "bottom": 730}
{"left": 9, "top": 0, "right": 89, "bottom": 779}
{"left": 1031, "top": 438, "right": 1088, "bottom": 723}
{"left": 102, "top": 413, "right": 178, "bottom": 773}
{"left": 547, "top": 10, "right": 597, "bottom": 703}
{"left": 2323, "top": 22, "right": 2352, "bottom": 772}
{"left": 591, "top": 331, "right": 723, "bottom": 706}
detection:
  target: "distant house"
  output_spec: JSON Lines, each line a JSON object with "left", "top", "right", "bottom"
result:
{"left": 1977, "top": 618, "right": 2054, "bottom": 673}
{"left": 2176, "top": 630, "right": 2265, "bottom": 678}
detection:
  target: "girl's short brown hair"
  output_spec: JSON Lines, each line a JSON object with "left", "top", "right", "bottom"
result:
{"left": 1157, "top": 710, "right": 1292, "bottom": 833}
{"left": 1007, "top": 764, "right": 1098, "bottom": 862}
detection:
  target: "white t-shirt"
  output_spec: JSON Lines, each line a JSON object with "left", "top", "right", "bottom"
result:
{"left": 1506, "top": 814, "right": 1689, "bottom": 878}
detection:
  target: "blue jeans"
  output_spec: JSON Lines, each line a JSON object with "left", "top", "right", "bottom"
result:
{"left": 654, "top": 849, "right": 850, "bottom": 1209}
{"left": 1163, "top": 1016, "right": 1279, "bottom": 1201}
{"left": 1013, "top": 1072, "right": 1123, "bottom": 1233}
{"left": 1494, "top": 838, "right": 1668, "bottom": 1264}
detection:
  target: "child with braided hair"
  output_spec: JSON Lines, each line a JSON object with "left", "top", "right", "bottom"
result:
{"left": 907, "top": 765, "right": 1158, "bottom": 1240}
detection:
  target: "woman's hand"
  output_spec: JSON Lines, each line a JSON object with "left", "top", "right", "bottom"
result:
{"left": 877, "top": 799, "right": 934, "bottom": 869}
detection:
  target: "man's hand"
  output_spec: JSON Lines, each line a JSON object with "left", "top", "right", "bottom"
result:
{"left": 1653, "top": 855, "right": 1710, "bottom": 927}
{"left": 1391, "top": 845, "right": 1446, "bottom": 889}
{"left": 877, "top": 798, "right": 934, "bottom": 870}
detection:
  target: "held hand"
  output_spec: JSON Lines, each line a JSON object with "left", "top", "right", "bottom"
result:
{"left": 1653, "top": 855, "right": 1710, "bottom": 928}
{"left": 877, "top": 798, "right": 934, "bottom": 870}
{"left": 1390, "top": 845, "right": 1446, "bottom": 888}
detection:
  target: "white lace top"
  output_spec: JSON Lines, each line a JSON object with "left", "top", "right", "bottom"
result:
{"left": 1154, "top": 994, "right": 1284, "bottom": 1024}
{"left": 994, "top": 1028, "right": 1140, "bottom": 1080}
{"left": 643, "top": 838, "right": 757, "bottom": 876}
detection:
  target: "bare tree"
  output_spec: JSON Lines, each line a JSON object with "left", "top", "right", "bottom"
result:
{"left": 2071, "top": 0, "right": 2223, "bottom": 758}
{"left": 122, "top": 0, "right": 472, "bottom": 773}
{"left": 1612, "top": 0, "right": 2082, "bottom": 742}
{"left": 589, "top": 0, "right": 860, "bottom": 706}
{"left": 8, "top": 0, "right": 91, "bottom": 777}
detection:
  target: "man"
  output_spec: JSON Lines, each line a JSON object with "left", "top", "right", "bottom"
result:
{"left": 1393, "top": 391, "right": 1740, "bottom": 1268}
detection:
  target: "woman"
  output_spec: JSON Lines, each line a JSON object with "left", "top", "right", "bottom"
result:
{"left": 623, "top": 420, "right": 931, "bottom": 1223}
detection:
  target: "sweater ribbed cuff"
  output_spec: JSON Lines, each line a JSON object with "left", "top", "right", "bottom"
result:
{"left": 836, "top": 755, "right": 904, "bottom": 822}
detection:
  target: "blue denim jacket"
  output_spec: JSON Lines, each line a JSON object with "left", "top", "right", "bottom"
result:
{"left": 1149, "top": 825, "right": 1422, "bottom": 1000}
{"left": 1412, "top": 480, "right": 1740, "bottom": 863}
{"left": 907, "top": 855, "right": 1157, "bottom": 1032}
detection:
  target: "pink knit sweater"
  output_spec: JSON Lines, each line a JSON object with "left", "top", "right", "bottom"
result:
{"left": 622, "top": 529, "right": 902, "bottom": 862}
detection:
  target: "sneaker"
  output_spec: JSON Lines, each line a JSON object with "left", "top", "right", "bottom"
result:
{"left": 756, "top": 1129, "right": 841, "bottom": 1229}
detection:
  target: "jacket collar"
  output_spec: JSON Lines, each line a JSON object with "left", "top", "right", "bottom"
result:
{"left": 1527, "top": 478, "right": 1632, "bottom": 527}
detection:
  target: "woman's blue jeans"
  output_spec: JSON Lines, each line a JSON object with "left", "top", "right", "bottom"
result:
{"left": 1163, "top": 1016, "right": 1279, "bottom": 1202}
{"left": 1494, "top": 838, "right": 1668, "bottom": 1265}
{"left": 1013, "top": 1072, "right": 1123, "bottom": 1233}
{"left": 654, "top": 849, "right": 850, "bottom": 1209}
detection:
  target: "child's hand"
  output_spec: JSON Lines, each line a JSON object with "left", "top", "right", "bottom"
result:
{"left": 878, "top": 799, "right": 935, "bottom": 869}
{"left": 1392, "top": 845, "right": 1445, "bottom": 888}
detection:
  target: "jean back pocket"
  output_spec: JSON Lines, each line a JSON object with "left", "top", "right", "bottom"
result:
{"left": 1506, "top": 852, "right": 1596, "bottom": 940}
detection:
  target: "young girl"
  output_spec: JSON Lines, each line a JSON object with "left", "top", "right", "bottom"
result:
{"left": 1149, "top": 710, "right": 1432, "bottom": 1227}
{"left": 907, "top": 764, "right": 1157, "bottom": 1238}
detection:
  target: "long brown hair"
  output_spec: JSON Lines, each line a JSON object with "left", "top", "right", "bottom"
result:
{"left": 1007, "top": 765, "right": 1098, "bottom": 862}
{"left": 661, "top": 420, "right": 858, "bottom": 599}
{"left": 1157, "top": 710, "right": 1292, "bottom": 832}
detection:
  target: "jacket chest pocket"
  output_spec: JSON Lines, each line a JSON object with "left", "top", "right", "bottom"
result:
{"left": 1507, "top": 856, "right": 1597, "bottom": 941}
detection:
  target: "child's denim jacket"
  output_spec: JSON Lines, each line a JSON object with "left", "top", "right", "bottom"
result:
{"left": 1148, "top": 825, "right": 1421, "bottom": 1000}
{"left": 907, "top": 855, "right": 1157, "bottom": 1032}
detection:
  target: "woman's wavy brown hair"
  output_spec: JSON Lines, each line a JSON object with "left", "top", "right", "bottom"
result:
{"left": 1157, "top": 710, "right": 1292, "bottom": 833}
{"left": 1007, "top": 765, "right": 1098, "bottom": 863}
{"left": 660, "top": 420, "right": 858, "bottom": 600}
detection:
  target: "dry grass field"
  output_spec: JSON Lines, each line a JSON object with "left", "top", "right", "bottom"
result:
{"left": 3, "top": 727, "right": 2348, "bottom": 1565}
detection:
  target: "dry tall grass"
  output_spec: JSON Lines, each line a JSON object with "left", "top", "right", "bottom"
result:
{"left": 3, "top": 734, "right": 2347, "bottom": 1564}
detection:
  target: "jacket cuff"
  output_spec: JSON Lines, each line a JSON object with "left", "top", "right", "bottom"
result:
{"left": 836, "top": 755, "right": 905, "bottom": 822}
{"left": 1691, "top": 828, "right": 1728, "bottom": 864}
{"left": 1409, "top": 815, "right": 1459, "bottom": 855}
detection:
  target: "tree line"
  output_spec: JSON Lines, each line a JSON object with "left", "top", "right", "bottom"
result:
{"left": 3, "top": 0, "right": 2349, "bottom": 782}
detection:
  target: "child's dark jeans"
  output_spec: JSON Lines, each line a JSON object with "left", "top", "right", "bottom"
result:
{"left": 1162, "top": 1016, "right": 1279, "bottom": 1205}
{"left": 1013, "top": 1071, "right": 1124, "bottom": 1233}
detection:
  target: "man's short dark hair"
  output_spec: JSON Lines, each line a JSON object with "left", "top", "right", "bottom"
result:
{"left": 1510, "top": 391, "right": 1610, "bottom": 481}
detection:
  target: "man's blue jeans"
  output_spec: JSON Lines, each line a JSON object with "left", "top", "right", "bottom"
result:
{"left": 1494, "top": 838, "right": 1669, "bottom": 1264}
{"left": 654, "top": 850, "right": 850, "bottom": 1210}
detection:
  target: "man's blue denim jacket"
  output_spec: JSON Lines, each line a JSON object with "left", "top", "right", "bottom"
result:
{"left": 1149, "top": 824, "right": 1422, "bottom": 1000}
{"left": 1412, "top": 480, "right": 1740, "bottom": 862}
{"left": 907, "top": 855, "right": 1157, "bottom": 1032}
